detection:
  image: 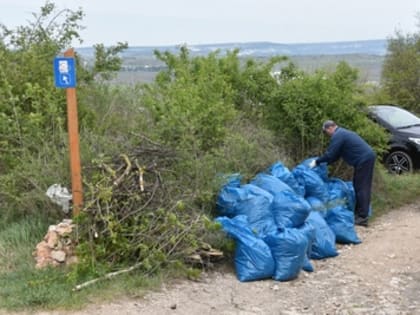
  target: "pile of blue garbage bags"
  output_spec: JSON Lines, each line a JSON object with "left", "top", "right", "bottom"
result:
{"left": 215, "top": 158, "right": 363, "bottom": 282}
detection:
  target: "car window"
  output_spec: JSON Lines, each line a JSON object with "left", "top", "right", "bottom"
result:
{"left": 373, "top": 107, "right": 420, "bottom": 129}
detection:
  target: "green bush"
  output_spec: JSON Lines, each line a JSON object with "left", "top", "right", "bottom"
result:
{"left": 142, "top": 47, "right": 237, "bottom": 153}
{"left": 264, "top": 61, "right": 388, "bottom": 164}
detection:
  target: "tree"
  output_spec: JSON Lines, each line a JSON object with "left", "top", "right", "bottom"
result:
{"left": 381, "top": 14, "right": 420, "bottom": 113}
{"left": 0, "top": 1, "right": 85, "bottom": 169}
{"left": 0, "top": 1, "right": 128, "bottom": 220}
{"left": 0, "top": 1, "right": 128, "bottom": 166}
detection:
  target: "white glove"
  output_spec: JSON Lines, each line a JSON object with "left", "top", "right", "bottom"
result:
{"left": 309, "top": 159, "right": 317, "bottom": 169}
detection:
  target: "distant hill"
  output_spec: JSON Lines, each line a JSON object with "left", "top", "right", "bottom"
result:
{"left": 76, "top": 40, "right": 387, "bottom": 84}
{"left": 76, "top": 39, "right": 387, "bottom": 58}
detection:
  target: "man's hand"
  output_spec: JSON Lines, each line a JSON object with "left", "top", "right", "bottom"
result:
{"left": 309, "top": 159, "right": 317, "bottom": 169}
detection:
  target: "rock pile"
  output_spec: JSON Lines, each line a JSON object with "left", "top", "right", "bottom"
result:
{"left": 33, "top": 219, "right": 78, "bottom": 269}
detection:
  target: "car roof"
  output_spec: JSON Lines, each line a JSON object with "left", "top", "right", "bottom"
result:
{"left": 367, "top": 104, "right": 413, "bottom": 115}
{"left": 368, "top": 104, "right": 401, "bottom": 110}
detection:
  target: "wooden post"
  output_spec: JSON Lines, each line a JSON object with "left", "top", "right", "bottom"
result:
{"left": 64, "top": 48, "right": 83, "bottom": 215}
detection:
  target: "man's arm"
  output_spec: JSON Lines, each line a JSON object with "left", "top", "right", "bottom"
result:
{"left": 316, "top": 134, "right": 343, "bottom": 165}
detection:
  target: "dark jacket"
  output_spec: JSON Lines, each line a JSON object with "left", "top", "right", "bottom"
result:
{"left": 316, "top": 127, "right": 376, "bottom": 167}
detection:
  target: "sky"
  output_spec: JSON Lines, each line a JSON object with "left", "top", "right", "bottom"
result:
{"left": 1, "top": 0, "right": 419, "bottom": 47}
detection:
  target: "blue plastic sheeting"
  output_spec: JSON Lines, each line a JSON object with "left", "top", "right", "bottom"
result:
{"left": 268, "top": 161, "right": 305, "bottom": 196}
{"left": 216, "top": 215, "right": 275, "bottom": 282}
{"left": 264, "top": 227, "right": 309, "bottom": 281}
{"left": 305, "top": 211, "right": 339, "bottom": 259}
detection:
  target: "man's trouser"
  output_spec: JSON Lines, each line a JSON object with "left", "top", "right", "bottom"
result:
{"left": 353, "top": 157, "right": 375, "bottom": 218}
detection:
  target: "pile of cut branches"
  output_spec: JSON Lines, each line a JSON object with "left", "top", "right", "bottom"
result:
{"left": 77, "top": 136, "right": 221, "bottom": 275}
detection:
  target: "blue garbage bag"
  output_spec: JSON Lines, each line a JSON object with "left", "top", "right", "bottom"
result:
{"left": 301, "top": 157, "right": 329, "bottom": 181}
{"left": 216, "top": 215, "right": 275, "bottom": 282}
{"left": 292, "top": 164, "right": 329, "bottom": 203}
{"left": 306, "top": 196, "right": 328, "bottom": 218}
{"left": 305, "top": 211, "right": 339, "bottom": 259}
{"left": 343, "top": 181, "right": 372, "bottom": 215}
{"left": 271, "top": 190, "right": 311, "bottom": 228}
{"left": 264, "top": 227, "right": 309, "bottom": 281}
{"left": 250, "top": 173, "right": 293, "bottom": 196}
{"left": 327, "top": 177, "right": 352, "bottom": 210}
{"left": 298, "top": 222, "right": 316, "bottom": 272}
{"left": 344, "top": 181, "right": 356, "bottom": 212}
{"left": 325, "top": 206, "right": 361, "bottom": 244}
{"left": 219, "top": 173, "right": 242, "bottom": 187}
{"left": 217, "top": 183, "right": 276, "bottom": 237}
{"left": 216, "top": 174, "right": 243, "bottom": 216}
{"left": 268, "top": 161, "right": 305, "bottom": 196}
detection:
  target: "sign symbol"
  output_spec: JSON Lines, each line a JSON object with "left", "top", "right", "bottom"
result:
{"left": 62, "top": 74, "right": 69, "bottom": 84}
{"left": 54, "top": 57, "right": 76, "bottom": 88}
{"left": 58, "top": 60, "right": 69, "bottom": 74}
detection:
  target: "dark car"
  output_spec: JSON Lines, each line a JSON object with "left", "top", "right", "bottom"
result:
{"left": 367, "top": 105, "right": 420, "bottom": 174}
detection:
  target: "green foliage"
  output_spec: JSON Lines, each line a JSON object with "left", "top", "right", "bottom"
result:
{"left": 0, "top": 138, "right": 71, "bottom": 222}
{"left": 78, "top": 84, "right": 147, "bottom": 139}
{"left": 142, "top": 46, "right": 238, "bottom": 153}
{"left": 0, "top": 1, "right": 84, "bottom": 50}
{"left": 82, "top": 42, "right": 129, "bottom": 82}
{"left": 381, "top": 18, "right": 420, "bottom": 112}
{"left": 204, "top": 115, "right": 288, "bottom": 179}
{"left": 228, "top": 54, "right": 288, "bottom": 117}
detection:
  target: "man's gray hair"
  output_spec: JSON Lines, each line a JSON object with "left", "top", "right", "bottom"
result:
{"left": 322, "top": 120, "right": 337, "bottom": 131}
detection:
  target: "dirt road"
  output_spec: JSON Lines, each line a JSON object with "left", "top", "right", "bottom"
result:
{"left": 16, "top": 203, "right": 420, "bottom": 314}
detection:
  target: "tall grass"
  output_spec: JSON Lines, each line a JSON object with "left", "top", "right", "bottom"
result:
{"left": 0, "top": 215, "right": 74, "bottom": 310}
{"left": 0, "top": 214, "right": 163, "bottom": 310}
{"left": 372, "top": 167, "right": 420, "bottom": 217}
{"left": 0, "top": 216, "right": 49, "bottom": 273}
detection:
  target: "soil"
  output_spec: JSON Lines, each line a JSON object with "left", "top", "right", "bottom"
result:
{"left": 10, "top": 202, "right": 420, "bottom": 315}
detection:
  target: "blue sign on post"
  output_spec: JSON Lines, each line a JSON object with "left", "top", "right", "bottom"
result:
{"left": 54, "top": 57, "right": 76, "bottom": 88}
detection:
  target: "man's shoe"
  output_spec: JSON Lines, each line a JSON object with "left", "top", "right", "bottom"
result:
{"left": 355, "top": 216, "right": 369, "bottom": 227}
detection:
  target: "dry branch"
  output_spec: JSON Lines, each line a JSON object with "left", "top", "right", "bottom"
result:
{"left": 73, "top": 262, "right": 144, "bottom": 291}
{"left": 79, "top": 139, "right": 214, "bottom": 274}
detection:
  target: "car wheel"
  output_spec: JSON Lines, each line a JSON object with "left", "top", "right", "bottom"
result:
{"left": 385, "top": 151, "right": 413, "bottom": 175}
